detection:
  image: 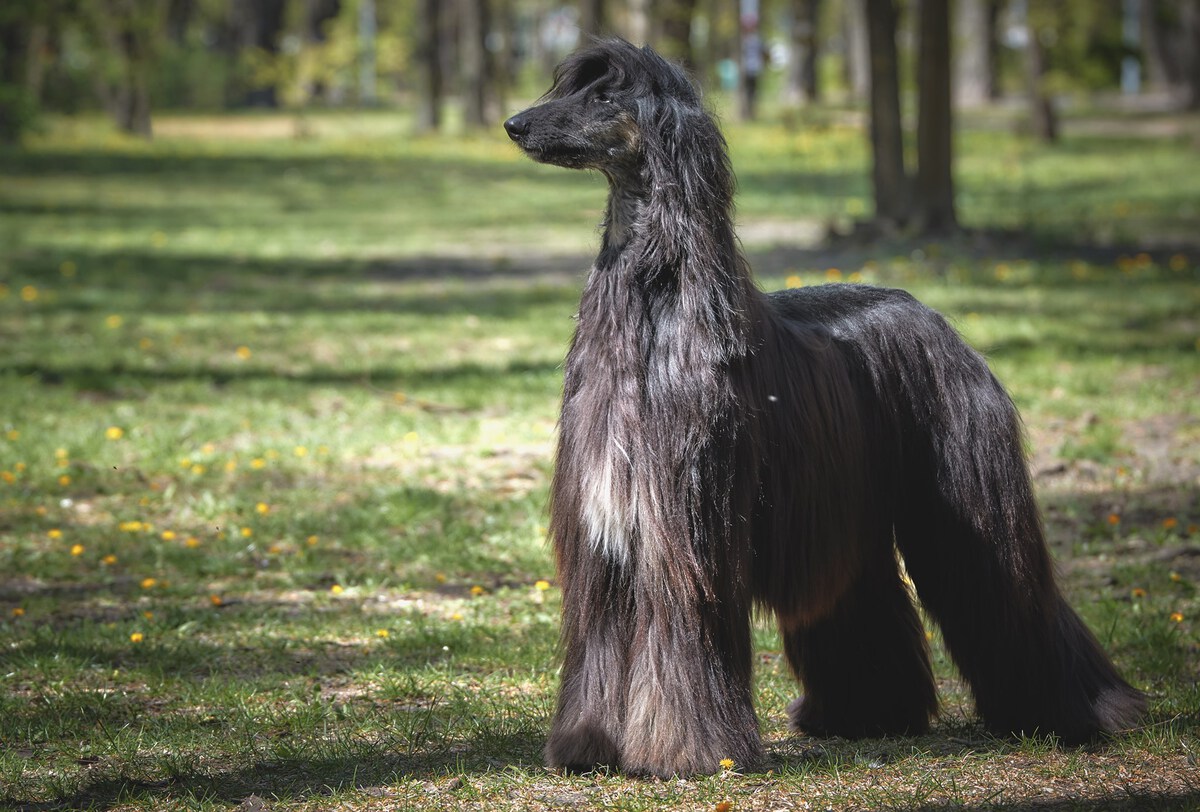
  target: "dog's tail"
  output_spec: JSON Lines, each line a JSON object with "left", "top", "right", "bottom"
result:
{"left": 858, "top": 288, "right": 1146, "bottom": 743}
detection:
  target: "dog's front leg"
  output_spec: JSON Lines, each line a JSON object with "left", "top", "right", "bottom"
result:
{"left": 544, "top": 552, "right": 630, "bottom": 772}
{"left": 618, "top": 558, "right": 761, "bottom": 778}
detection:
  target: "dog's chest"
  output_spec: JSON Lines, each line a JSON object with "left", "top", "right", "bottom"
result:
{"left": 563, "top": 324, "right": 648, "bottom": 565}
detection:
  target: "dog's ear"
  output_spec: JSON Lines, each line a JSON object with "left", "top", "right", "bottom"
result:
{"left": 642, "top": 98, "right": 735, "bottom": 230}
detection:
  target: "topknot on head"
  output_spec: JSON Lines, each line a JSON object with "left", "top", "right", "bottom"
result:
{"left": 546, "top": 38, "right": 701, "bottom": 108}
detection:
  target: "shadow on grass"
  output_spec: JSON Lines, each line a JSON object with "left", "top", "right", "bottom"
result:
{"left": 0, "top": 358, "right": 563, "bottom": 395}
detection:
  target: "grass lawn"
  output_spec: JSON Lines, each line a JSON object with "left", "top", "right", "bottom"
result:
{"left": 0, "top": 110, "right": 1198, "bottom": 810}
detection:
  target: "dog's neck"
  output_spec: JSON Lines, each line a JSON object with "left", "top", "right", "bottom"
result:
{"left": 601, "top": 180, "right": 648, "bottom": 251}
{"left": 591, "top": 171, "right": 757, "bottom": 359}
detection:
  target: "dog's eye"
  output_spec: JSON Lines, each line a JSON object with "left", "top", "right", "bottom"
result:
{"left": 593, "top": 92, "right": 613, "bottom": 105}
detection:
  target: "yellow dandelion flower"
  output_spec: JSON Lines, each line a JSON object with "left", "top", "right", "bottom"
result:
{"left": 535, "top": 579, "right": 551, "bottom": 591}
{"left": 293, "top": 445, "right": 308, "bottom": 457}
{"left": 0, "top": 471, "right": 13, "bottom": 484}
{"left": 1107, "top": 513, "right": 1121, "bottom": 526}
{"left": 58, "top": 475, "right": 71, "bottom": 487}
{"left": 130, "top": 632, "right": 144, "bottom": 643}
{"left": 393, "top": 392, "right": 409, "bottom": 405}
{"left": 14, "top": 462, "right": 25, "bottom": 472}
{"left": 719, "top": 758, "right": 735, "bottom": 771}
{"left": 435, "top": 572, "right": 448, "bottom": 584}
{"left": 179, "top": 457, "right": 192, "bottom": 468}
{"left": 265, "top": 449, "right": 280, "bottom": 460}
{"left": 255, "top": 502, "right": 270, "bottom": 515}
{"left": 119, "top": 520, "right": 144, "bottom": 532}
{"left": 451, "top": 612, "right": 463, "bottom": 621}
{"left": 1169, "top": 253, "right": 1188, "bottom": 272}
{"left": 330, "top": 584, "right": 344, "bottom": 595}
{"left": 143, "top": 610, "right": 154, "bottom": 620}
{"left": 824, "top": 268, "right": 842, "bottom": 281}
{"left": 306, "top": 535, "right": 319, "bottom": 546}
{"left": 20, "top": 285, "right": 39, "bottom": 302}
{"left": 105, "top": 314, "right": 124, "bottom": 329}
{"left": 1170, "top": 612, "right": 1184, "bottom": 623}
{"left": 235, "top": 346, "right": 252, "bottom": 360}
{"left": 267, "top": 544, "right": 282, "bottom": 554}
{"left": 375, "top": 629, "right": 390, "bottom": 638}
{"left": 1169, "top": 571, "right": 1183, "bottom": 583}
{"left": 210, "top": 595, "right": 223, "bottom": 607}
{"left": 1131, "top": 587, "right": 1147, "bottom": 599}
{"left": 1163, "top": 517, "right": 1179, "bottom": 530}
{"left": 224, "top": 459, "right": 238, "bottom": 473}
{"left": 251, "top": 457, "right": 266, "bottom": 469}
{"left": 140, "top": 577, "right": 157, "bottom": 589}
{"left": 5, "top": 429, "right": 19, "bottom": 441}
{"left": 48, "top": 529, "right": 63, "bottom": 540}
{"left": 161, "top": 530, "right": 176, "bottom": 541}
{"left": 240, "top": 527, "right": 253, "bottom": 538}
{"left": 403, "top": 431, "right": 419, "bottom": 444}
{"left": 102, "top": 555, "right": 117, "bottom": 565}
{"left": 139, "top": 337, "right": 154, "bottom": 351}
{"left": 70, "top": 544, "right": 84, "bottom": 556}
{"left": 716, "top": 800, "right": 734, "bottom": 811}
{"left": 191, "top": 464, "right": 206, "bottom": 475}
{"left": 54, "top": 447, "right": 67, "bottom": 458}
{"left": 185, "top": 536, "right": 201, "bottom": 548}
{"left": 784, "top": 273, "right": 803, "bottom": 288}
{"left": 470, "top": 585, "right": 486, "bottom": 596}
{"left": 11, "top": 607, "right": 25, "bottom": 617}
{"left": 105, "top": 426, "right": 124, "bottom": 440}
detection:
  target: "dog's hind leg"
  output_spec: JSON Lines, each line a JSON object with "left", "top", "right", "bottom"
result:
{"left": 890, "top": 348, "right": 1145, "bottom": 743}
{"left": 782, "top": 531, "right": 938, "bottom": 739}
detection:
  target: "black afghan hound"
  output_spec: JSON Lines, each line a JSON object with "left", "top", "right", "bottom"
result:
{"left": 503, "top": 39, "right": 1145, "bottom": 779}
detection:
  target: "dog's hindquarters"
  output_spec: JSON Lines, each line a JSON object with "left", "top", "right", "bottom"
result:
{"left": 794, "top": 285, "right": 1146, "bottom": 742}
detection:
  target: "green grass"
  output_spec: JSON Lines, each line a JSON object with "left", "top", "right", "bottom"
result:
{"left": 1, "top": 111, "right": 1199, "bottom": 810}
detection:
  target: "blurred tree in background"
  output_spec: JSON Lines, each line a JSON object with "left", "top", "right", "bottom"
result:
{"left": 1, "top": 0, "right": 1196, "bottom": 231}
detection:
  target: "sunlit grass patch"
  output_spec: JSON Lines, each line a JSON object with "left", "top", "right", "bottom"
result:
{"left": 1, "top": 110, "right": 1198, "bottom": 810}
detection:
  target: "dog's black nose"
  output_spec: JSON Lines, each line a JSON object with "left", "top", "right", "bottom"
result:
{"left": 503, "top": 114, "right": 528, "bottom": 141}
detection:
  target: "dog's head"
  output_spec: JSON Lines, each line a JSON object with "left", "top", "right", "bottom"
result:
{"left": 504, "top": 39, "right": 714, "bottom": 180}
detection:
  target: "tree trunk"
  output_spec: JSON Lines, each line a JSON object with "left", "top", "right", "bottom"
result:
{"left": 460, "top": 0, "right": 502, "bottom": 128}
{"left": 416, "top": 0, "right": 442, "bottom": 132}
{"left": 864, "top": 0, "right": 908, "bottom": 227}
{"left": 843, "top": 0, "right": 869, "bottom": 101}
{"left": 1026, "top": 20, "right": 1058, "bottom": 142}
{"left": 627, "top": 0, "right": 651, "bottom": 45}
{"left": 1182, "top": 0, "right": 1200, "bottom": 109}
{"left": 90, "top": 1, "right": 156, "bottom": 137}
{"left": 239, "top": 0, "right": 286, "bottom": 107}
{"left": 0, "top": 9, "right": 33, "bottom": 143}
{"left": 956, "top": 0, "right": 998, "bottom": 106}
{"left": 786, "top": 0, "right": 821, "bottom": 105}
{"left": 916, "top": 0, "right": 957, "bottom": 234}
{"left": 659, "top": 0, "right": 698, "bottom": 70}
{"left": 580, "top": 0, "right": 607, "bottom": 37}
{"left": 359, "top": 0, "right": 376, "bottom": 105}
{"left": 1140, "top": 0, "right": 1178, "bottom": 90}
